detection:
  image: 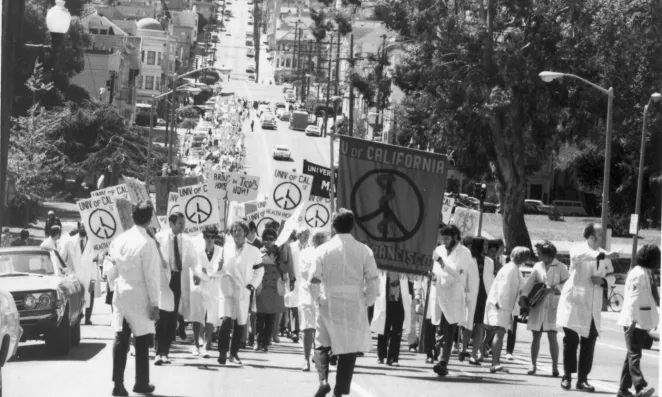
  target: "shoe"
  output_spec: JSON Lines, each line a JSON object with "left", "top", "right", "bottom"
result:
{"left": 433, "top": 362, "right": 448, "bottom": 377}
{"left": 192, "top": 347, "right": 200, "bottom": 356}
{"left": 262, "top": 346, "right": 268, "bottom": 352}
{"left": 163, "top": 356, "right": 171, "bottom": 364}
{"left": 577, "top": 381, "right": 595, "bottom": 392}
{"left": 489, "top": 365, "right": 509, "bottom": 374}
{"left": 425, "top": 357, "right": 433, "bottom": 364}
{"left": 505, "top": 353, "right": 514, "bottom": 361}
{"left": 452, "top": 346, "right": 461, "bottom": 355}
{"left": 552, "top": 368, "right": 559, "bottom": 378}
{"left": 302, "top": 360, "right": 311, "bottom": 372}
{"left": 229, "top": 354, "right": 243, "bottom": 365}
{"left": 527, "top": 366, "right": 537, "bottom": 375}
{"left": 391, "top": 361, "right": 400, "bottom": 367}
{"left": 314, "top": 384, "right": 331, "bottom": 397}
{"left": 201, "top": 348, "right": 210, "bottom": 358}
{"left": 253, "top": 344, "right": 261, "bottom": 351}
{"left": 458, "top": 351, "right": 471, "bottom": 362}
{"left": 617, "top": 390, "right": 634, "bottom": 397}
{"left": 154, "top": 356, "right": 164, "bottom": 366}
{"left": 133, "top": 383, "right": 155, "bottom": 394}
{"left": 329, "top": 356, "right": 337, "bottom": 366}
{"left": 561, "top": 375, "right": 572, "bottom": 390}
{"left": 409, "top": 346, "right": 417, "bottom": 353}
{"left": 377, "top": 358, "right": 384, "bottom": 364}
{"left": 217, "top": 355, "right": 227, "bottom": 365}
{"left": 291, "top": 336, "right": 300, "bottom": 343}
{"left": 179, "top": 326, "right": 187, "bottom": 340}
{"left": 356, "top": 352, "right": 365, "bottom": 357}
{"left": 635, "top": 387, "right": 656, "bottom": 397}
{"left": 468, "top": 357, "right": 481, "bottom": 366}
{"left": 85, "top": 319, "right": 92, "bottom": 325}
{"left": 112, "top": 384, "right": 129, "bottom": 397}
{"left": 272, "top": 336, "right": 281, "bottom": 343}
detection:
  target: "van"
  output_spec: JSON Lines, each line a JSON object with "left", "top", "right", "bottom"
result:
{"left": 551, "top": 200, "right": 588, "bottom": 216}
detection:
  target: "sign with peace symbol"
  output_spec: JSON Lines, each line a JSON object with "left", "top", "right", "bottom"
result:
{"left": 184, "top": 195, "right": 213, "bottom": 224}
{"left": 452, "top": 208, "right": 477, "bottom": 235}
{"left": 350, "top": 169, "right": 425, "bottom": 243}
{"left": 304, "top": 203, "right": 330, "bottom": 228}
{"left": 88, "top": 209, "right": 118, "bottom": 240}
{"left": 272, "top": 182, "right": 302, "bottom": 211}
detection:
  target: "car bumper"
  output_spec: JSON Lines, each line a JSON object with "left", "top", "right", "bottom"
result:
{"left": 18, "top": 309, "right": 61, "bottom": 338}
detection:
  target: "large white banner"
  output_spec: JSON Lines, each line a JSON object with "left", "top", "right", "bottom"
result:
{"left": 77, "top": 196, "right": 124, "bottom": 252}
{"left": 177, "top": 183, "right": 221, "bottom": 234}
{"left": 207, "top": 170, "right": 261, "bottom": 203}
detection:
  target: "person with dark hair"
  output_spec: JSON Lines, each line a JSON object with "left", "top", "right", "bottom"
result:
{"left": 246, "top": 221, "right": 262, "bottom": 249}
{"left": 557, "top": 223, "right": 619, "bottom": 392}
{"left": 11, "top": 229, "right": 30, "bottom": 246}
{"left": 216, "top": 220, "right": 264, "bottom": 365}
{"left": 521, "top": 241, "right": 569, "bottom": 376}
{"left": 190, "top": 226, "right": 223, "bottom": 358}
{"left": 104, "top": 200, "right": 160, "bottom": 396}
{"left": 460, "top": 237, "right": 494, "bottom": 365}
{"left": 154, "top": 211, "right": 197, "bottom": 365}
{"left": 309, "top": 209, "right": 380, "bottom": 397}
{"left": 40, "top": 225, "right": 62, "bottom": 251}
{"left": 62, "top": 222, "right": 101, "bottom": 325}
{"left": 429, "top": 224, "right": 473, "bottom": 377}
{"left": 616, "top": 244, "right": 660, "bottom": 397}
{"left": 371, "top": 270, "right": 412, "bottom": 366}
{"left": 44, "top": 210, "right": 62, "bottom": 238}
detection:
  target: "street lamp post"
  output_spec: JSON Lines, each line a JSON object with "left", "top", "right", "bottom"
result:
{"left": 630, "top": 92, "right": 661, "bottom": 266}
{"left": 477, "top": 183, "right": 487, "bottom": 236}
{"left": 539, "top": 71, "right": 614, "bottom": 248}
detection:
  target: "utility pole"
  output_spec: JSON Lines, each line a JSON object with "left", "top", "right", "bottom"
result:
{"left": 335, "top": 33, "right": 341, "bottom": 96}
{"left": 293, "top": 20, "right": 299, "bottom": 89}
{"left": 374, "top": 34, "right": 387, "bottom": 140}
{"left": 348, "top": 33, "right": 354, "bottom": 137}
{"left": 306, "top": 39, "right": 313, "bottom": 101}
{"left": 297, "top": 27, "right": 303, "bottom": 102}
{"left": 322, "top": 34, "right": 334, "bottom": 137}
{"left": 253, "top": 0, "right": 261, "bottom": 83}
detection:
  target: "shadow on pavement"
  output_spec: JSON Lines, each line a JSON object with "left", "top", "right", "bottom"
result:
{"left": 10, "top": 342, "right": 106, "bottom": 362}
{"left": 385, "top": 373, "right": 531, "bottom": 385}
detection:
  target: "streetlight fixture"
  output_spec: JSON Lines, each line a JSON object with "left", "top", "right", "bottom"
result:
{"left": 46, "top": 0, "right": 72, "bottom": 34}
{"left": 539, "top": 70, "right": 614, "bottom": 248}
{"left": 477, "top": 183, "right": 487, "bottom": 236}
{"left": 630, "top": 92, "right": 661, "bottom": 266}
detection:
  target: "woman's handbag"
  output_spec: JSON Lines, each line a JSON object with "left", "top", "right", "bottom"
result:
{"left": 527, "top": 282, "right": 548, "bottom": 308}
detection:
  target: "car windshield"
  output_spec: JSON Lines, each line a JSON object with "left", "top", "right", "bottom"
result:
{"left": 0, "top": 250, "right": 57, "bottom": 276}
{"left": 276, "top": 146, "right": 289, "bottom": 151}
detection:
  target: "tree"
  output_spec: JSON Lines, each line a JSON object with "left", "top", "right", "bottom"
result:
{"left": 310, "top": 9, "right": 334, "bottom": 77}
{"left": 180, "top": 118, "right": 198, "bottom": 133}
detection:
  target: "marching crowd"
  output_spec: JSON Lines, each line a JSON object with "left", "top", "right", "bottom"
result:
{"left": 36, "top": 203, "right": 660, "bottom": 397}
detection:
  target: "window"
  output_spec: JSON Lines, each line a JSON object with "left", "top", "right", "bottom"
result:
{"left": 276, "top": 59, "right": 280, "bottom": 68}
{"left": 157, "top": 52, "right": 162, "bottom": 65}
{"left": 141, "top": 51, "right": 145, "bottom": 62}
{"left": 285, "top": 58, "right": 291, "bottom": 68}
{"left": 89, "top": 28, "right": 99, "bottom": 34}
{"left": 147, "top": 51, "right": 156, "bottom": 65}
{"left": 137, "top": 76, "right": 143, "bottom": 89}
{"left": 155, "top": 77, "right": 160, "bottom": 91}
{"left": 100, "top": 29, "right": 108, "bottom": 35}
{"left": 145, "top": 76, "right": 154, "bottom": 90}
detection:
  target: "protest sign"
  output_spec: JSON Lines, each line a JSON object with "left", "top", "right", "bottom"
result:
{"left": 450, "top": 207, "right": 480, "bottom": 237}
{"left": 297, "top": 197, "right": 332, "bottom": 231}
{"left": 441, "top": 197, "right": 455, "bottom": 224}
{"left": 77, "top": 196, "right": 124, "bottom": 252}
{"left": 120, "top": 176, "right": 150, "bottom": 203}
{"left": 115, "top": 197, "right": 136, "bottom": 231}
{"left": 264, "top": 169, "right": 313, "bottom": 222}
{"left": 337, "top": 136, "right": 448, "bottom": 276}
{"left": 154, "top": 176, "right": 204, "bottom": 215}
{"left": 302, "top": 159, "right": 338, "bottom": 199}
{"left": 90, "top": 184, "right": 131, "bottom": 212}
{"left": 275, "top": 204, "right": 305, "bottom": 246}
{"left": 177, "top": 183, "right": 221, "bottom": 234}
{"left": 167, "top": 192, "right": 180, "bottom": 217}
{"left": 207, "top": 170, "right": 260, "bottom": 203}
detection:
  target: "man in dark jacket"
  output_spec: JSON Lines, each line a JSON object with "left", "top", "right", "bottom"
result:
{"left": 44, "top": 211, "right": 62, "bottom": 237}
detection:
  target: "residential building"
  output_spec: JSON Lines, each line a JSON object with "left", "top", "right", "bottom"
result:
{"left": 135, "top": 17, "right": 177, "bottom": 105}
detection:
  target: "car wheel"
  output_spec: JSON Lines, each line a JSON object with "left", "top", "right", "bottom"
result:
{"left": 45, "top": 309, "right": 71, "bottom": 356}
{"left": 71, "top": 315, "right": 81, "bottom": 346}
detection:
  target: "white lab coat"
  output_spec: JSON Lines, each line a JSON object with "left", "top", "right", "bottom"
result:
{"left": 104, "top": 226, "right": 161, "bottom": 336}
{"left": 309, "top": 234, "right": 380, "bottom": 354}
{"left": 67, "top": 235, "right": 101, "bottom": 309}
{"left": 370, "top": 272, "right": 411, "bottom": 335}
{"left": 557, "top": 242, "right": 611, "bottom": 337}
{"left": 298, "top": 245, "right": 320, "bottom": 330}
{"left": 40, "top": 237, "right": 59, "bottom": 251}
{"left": 217, "top": 242, "right": 263, "bottom": 325}
{"left": 484, "top": 261, "right": 523, "bottom": 328}
{"left": 190, "top": 242, "right": 223, "bottom": 326}
{"left": 618, "top": 266, "right": 659, "bottom": 331}
{"left": 462, "top": 256, "right": 494, "bottom": 330}
{"left": 154, "top": 229, "right": 197, "bottom": 318}
{"left": 414, "top": 278, "right": 441, "bottom": 321}
{"left": 284, "top": 242, "right": 304, "bottom": 308}
{"left": 431, "top": 244, "right": 473, "bottom": 326}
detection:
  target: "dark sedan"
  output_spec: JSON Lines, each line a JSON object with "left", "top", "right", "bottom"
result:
{"left": 0, "top": 247, "right": 85, "bottom": 357}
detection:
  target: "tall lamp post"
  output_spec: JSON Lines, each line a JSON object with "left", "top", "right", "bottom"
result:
{"left": 630, "top": 92, "right": 661, "bottom": 266}
{"left": 539, "top": 71, "right": 614, "bottom": 248}
{"left": 0, "top": 0, "right": 71, "bottom": 237}
{"left": 476, "top": 183, "right": 487, "bottom": 236}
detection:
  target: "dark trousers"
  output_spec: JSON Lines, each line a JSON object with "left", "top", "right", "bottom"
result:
{"left": 217, "top": 317, "right": 244, "bottom": 356}
{"left": 112, "top": 320, "right": 150, "bottom": 386}
{"left": 288, "top": 307, "right": 300, "bottom": 333}
{"left": 436, "top": 314, "right": 457, "bottom": 365}
{"left": 84, "top": 282, "right": 95, "bottom": 322}
{"left": 256, "top": 313, "right": 276, "bottom": 347}
{"left": 315, "top": 346, "right": 357, "bottom": 396}
{"left": 368, "top": 305, "right": 375, "bottom": 325}
{"left": 506, "top": 317, "right": 518, "bottom": 354}
{"left": 619, "top": 326, "right": 649, "bottom": 392}
{"left": 563, "top": 319, "right": 598, "bottom": 382}
{"left": 377, "top": 300, "right": 405, "bottom": 363}
{"left": 421, "top": 318, "right": 438, "bottom": 359}
{"left": 154, "top": 271, "right": 181, "bottom": 356}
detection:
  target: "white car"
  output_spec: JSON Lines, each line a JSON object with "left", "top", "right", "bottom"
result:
{"left": 272, "top": 145, "right": 291, "bottom": 160}
{"left": 0, "top": 287, "right": 22, "bottom": 392}
{"left": 246, "top": 48, "right": 255, "bottom": 57}
{"left": 257, "top": 104, "right": 270, "bottom": 117}
{"left": 261, "top": 114, "right": 277, "bottom": 129}
{"left": 305, "top": 125, "right": 321, "bottom": 136}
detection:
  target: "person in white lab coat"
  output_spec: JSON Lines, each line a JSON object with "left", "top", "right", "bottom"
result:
{"left": 298, "top": 229, "right": 328, "bottom": 372}
{"left": 63, "top": 222, "right": 102, "bottom": 325}
{"left": 616, "top": 244, "right": 659, "bottom": 397}
{"left": 284, "top": 227, "right": 309, "bottom": 343}
{"left": 190, "top": 226, "right": 223, "bottom": 358}
{"left": 484, "top": 246, "right": 528, "bottom": 374}
{"left": 104, "top": 201, "right": 160, "bottom": 397}
{"left": 557, "top": 223, "right": 619, "bottom": 392}
{"left": 371, "top": 271, "right": 411, "bottom": 366}
{"left": 309, "top": 209, "right": 379, "bottom": 397}
{"left": 430, "top": 225, "right": 473, "bottom": 377}
{"left": 216, "top": 220, "right": 264, "bottom": 365}
{"left": 153, "top": 212, "right": 197, "bottom": 365}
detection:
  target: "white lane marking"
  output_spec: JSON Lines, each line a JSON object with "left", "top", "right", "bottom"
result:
{"left": 352, "top": 382, "right": 378, "bottom": 397}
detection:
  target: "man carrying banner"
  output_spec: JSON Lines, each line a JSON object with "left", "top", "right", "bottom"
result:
{"left": 309, "top": 209, "right": 380, "bottom": 397}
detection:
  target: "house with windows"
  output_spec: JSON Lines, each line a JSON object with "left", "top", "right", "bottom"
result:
{"left": 135, "top": 17, "right": 178, "bottom": 104}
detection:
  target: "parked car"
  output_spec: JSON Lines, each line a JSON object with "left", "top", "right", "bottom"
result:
{"left": 257, "top": 104, "right": 271, "bottom": 117}
{"left": 305, "top": 125, "right": 322, "bottom": 137}
{"left": 246, "top": 48, "right": 255, "bottom": 57}
{"left": 525, "top": 199, "right": 553, "bottom": 214}
{"left": 0, "top": 287, "right": 22, "bottom": 396}
{"left": 246, "top": 65, "right": 255, "bottom": 74}
{"left": 276, "top": 109, "right": 289, "bottom": 121}
{"left": 272, "top": 144, "right": 291, "bottom": 160}
{"left": 282, "top": 83, "right": 293, "bottom": 93}
{"left": 260, "top": 113, "right": 277, "bottom": 129}
{"left": 285, "top": 92, "right": 296, "bottom": 103}
{"left": 551, "top": 200, "right": 588, "bottom": 216}
{"left": 0, "top": 247, "right": 85, "bottom": 357}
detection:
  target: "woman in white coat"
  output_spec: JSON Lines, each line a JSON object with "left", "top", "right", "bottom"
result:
{"left": 521, "top": 241, "right": 569, "bottom": 377}
{"left": 284, "top": 228, "right": 309, "bottom": 343}
{"left": 371, "top": 272, "right": 411, "bottom": 366}
{"left": 484, "top": 246, "right": 528, "bottom": 374}
{"left": 190, "top": 226, "right": 223, "bottom": 358}
{"left": 460, "top": 237, "right": 494, "bottom": 365}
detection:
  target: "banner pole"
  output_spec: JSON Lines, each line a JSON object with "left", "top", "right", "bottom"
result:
{"left": 417, "top": 275, "right": 433, "bottom": 354}
{"left": 329, "top": 134, "right": 336, "bottom": 215}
